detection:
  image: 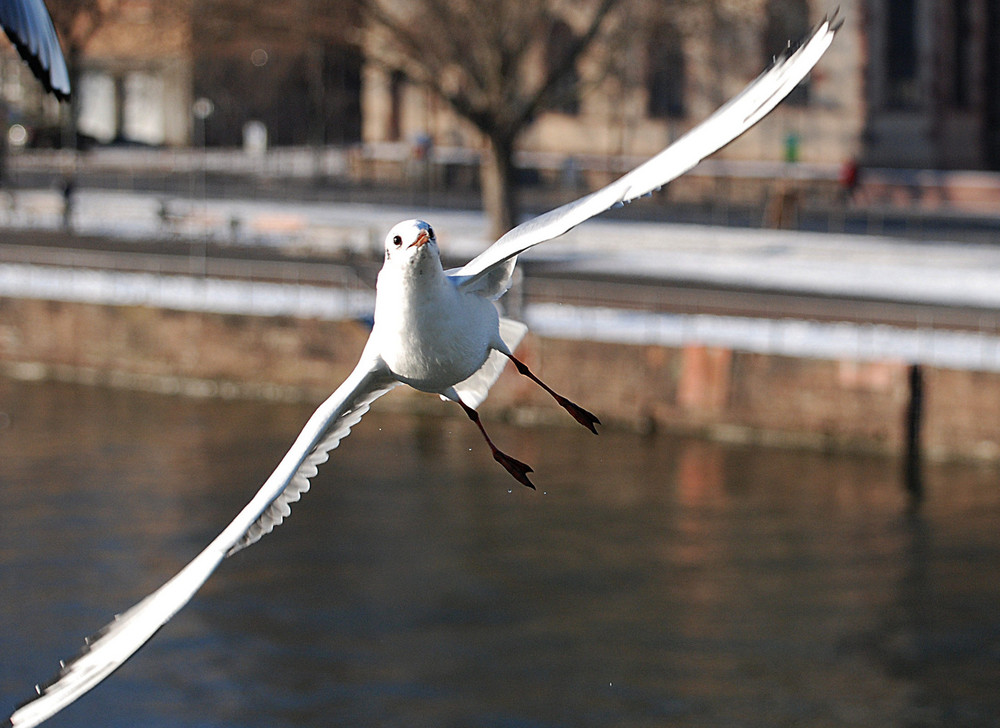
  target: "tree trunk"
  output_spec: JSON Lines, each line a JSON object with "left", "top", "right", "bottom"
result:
{"left": 480, "top": 134, "right": 518, "bottom": 242}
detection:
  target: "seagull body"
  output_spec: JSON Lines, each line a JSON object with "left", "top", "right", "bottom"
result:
{"left": 374, "top": 221, "right": 502, "bottom": 393}
{"left": 5, "top": 14, "right": 839, "bottom": 727}
{"left": 0, "top": 0, "right": 70, "bottom": 100}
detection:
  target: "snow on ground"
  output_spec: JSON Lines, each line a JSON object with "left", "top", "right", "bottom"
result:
{"left": 3, "top": 260, "right": 1000, "bottom": 373}
{"left": 0, "top": 263, "right": 375, "bottom": 321}
{"left": 4, "top": 188, "right": 999, "bottom": 307}
{"left": 525, "top": 303, "right": 1000, "bottom": 374}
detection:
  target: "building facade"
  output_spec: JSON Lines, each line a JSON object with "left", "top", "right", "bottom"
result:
{"left": 59, "top": 0, "right": 192, "bottom": 147}
{"left": 3, "top": 0, "right": 998, "bottom": 175}
{"left": 361, "top": 0, "right": 866, "bottom": 167}
{"left": 863, "top": 0, "right": 1000, "bottom": 170}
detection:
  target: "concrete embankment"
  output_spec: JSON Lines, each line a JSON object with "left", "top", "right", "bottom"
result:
{"left": 2, "top": 277, "right": 1000, "bottom": 464}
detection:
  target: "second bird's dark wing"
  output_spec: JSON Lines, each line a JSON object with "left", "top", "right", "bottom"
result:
{"left": 0, "top": 0, "right": 71, "bottom": 100}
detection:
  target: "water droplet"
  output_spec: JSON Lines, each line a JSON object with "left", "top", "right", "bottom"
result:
{"left": 507, "top": 489, "right": 513, "bottom": 494}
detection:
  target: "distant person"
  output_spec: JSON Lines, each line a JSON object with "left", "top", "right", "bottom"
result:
{"left": 61, "top": 176, "right": 74, "bottom": 231}
{"left": 839, "top": 158, "right": 861, "bottom": 204}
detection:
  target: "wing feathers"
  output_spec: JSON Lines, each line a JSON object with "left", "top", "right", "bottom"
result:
{"left": 227, "top": 376, "right": 395, "bottom": 555}
{"left": 450, "top": 12, "right": 839, "bottom": 291}
{"left": 7, "top": 354, "right": 395, "bottom": 728}
{"left": 0, "top": 0, "right": 71, "bottom": 100}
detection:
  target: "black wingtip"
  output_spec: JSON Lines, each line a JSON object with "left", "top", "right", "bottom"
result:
{"left": 830, "top": 14, "right": 844, "bottom": 34}
{"left": 0, "top": 27, "right": 71, "bottom": 101}
{"left": 821, "top": 7, "right": 843, "bottom": 35}
{"left": 770, "top": 8, "right": 841, "bottom": 68}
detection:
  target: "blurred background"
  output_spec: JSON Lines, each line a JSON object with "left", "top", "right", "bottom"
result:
{"left": 1, "top": 0, "right": 998, "bottom": 233}
{"left": 2, "top": 1, "right": 1000, "bottom": 726}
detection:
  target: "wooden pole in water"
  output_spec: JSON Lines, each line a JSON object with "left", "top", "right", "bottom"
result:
{"left": 904, "top": 363, "right": 924, "bottom": 502}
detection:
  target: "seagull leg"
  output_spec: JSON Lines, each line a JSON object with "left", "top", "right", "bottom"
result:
{"left": 505, "top": 354, "right": 600, "bottom": 434}
{"left": 458, "top": 400, "right": 535, "bottom": 489}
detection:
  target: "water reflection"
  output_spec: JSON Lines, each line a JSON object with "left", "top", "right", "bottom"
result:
{"left": 1, "top": 378, "right": 999, "bottom": 727}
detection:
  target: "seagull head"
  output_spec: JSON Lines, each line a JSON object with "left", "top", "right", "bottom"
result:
{"left": 383, "top": 219, "right": 439, "bottom": 267}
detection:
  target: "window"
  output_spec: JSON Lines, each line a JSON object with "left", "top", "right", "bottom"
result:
{"left": 952, "top": 0, "right": 973, "bottom": 109}
{"left": 646, "top": 22, "right": 686, "bottom": 118}
{"left": 764, "top": 0, "right": 812, "bottom": 105}
{"left": 546, "top": 20, "right": 580, "bottom": 115}
{"left": 388, "top": 69, "right": 405, "bottom": 141}
{"left": 885, "top": 0, "right": 921, "bottom": 109}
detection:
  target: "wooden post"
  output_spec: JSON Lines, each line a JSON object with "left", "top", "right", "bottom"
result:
{"left": 904, "top": 363, "right": 924, "bottom": 502}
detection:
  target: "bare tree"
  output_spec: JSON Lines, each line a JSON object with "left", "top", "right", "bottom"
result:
{"left": 364, "top": 0, "right": 621, "bottom": 240}
{"left": 46, "top": 0, "right": 120, "bottom": 61}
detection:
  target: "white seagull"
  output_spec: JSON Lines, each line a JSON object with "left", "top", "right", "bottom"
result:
{"left": 0, "top": 0, "right": 70, "bottom": 100}
{"left": 5, "top": 14, "right": 838, "bottom": 727}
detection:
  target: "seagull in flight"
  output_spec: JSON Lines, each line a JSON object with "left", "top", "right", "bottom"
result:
{"left": 0, "top": 0, "right": 71, "bottom": 100}
{"left": 5, "top": 14, "right": 838, "bottom": 727}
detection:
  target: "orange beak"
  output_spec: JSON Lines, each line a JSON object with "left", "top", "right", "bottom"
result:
{"left": 408, "top": 230, "right": 430, "bottom": 249}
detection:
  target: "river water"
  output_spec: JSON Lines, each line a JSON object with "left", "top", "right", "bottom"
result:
{"left": 1, "top": 377, "right": 999, "bottom": 727}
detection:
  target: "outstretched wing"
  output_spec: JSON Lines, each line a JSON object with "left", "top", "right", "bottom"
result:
{"left": 0, "top": 0, "right": 71, "bottom": 100}
{"left": 6, "top": 350, "right": 397, "bottom": 728}
{"left": 448, "top": 12, "right": 840, "bottom": 298}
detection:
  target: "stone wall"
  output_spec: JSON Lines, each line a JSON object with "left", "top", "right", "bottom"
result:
{"left": 2, "top": 297, "right": 998, "bottom": 462}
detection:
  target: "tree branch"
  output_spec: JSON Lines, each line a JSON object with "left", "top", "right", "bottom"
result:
{"left": 513, "top": 0, "right": 621, "bottom": 130}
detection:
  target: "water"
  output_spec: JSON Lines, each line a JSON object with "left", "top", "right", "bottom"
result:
{"left": 2, "top": 378, "right": 999, "bottom": 728}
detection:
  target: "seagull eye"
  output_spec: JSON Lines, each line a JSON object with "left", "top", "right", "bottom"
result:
{"left": 427, "top": 226, "right": 435, "bottom": 239}
{"left": 392, "top": 235, "right": 402, "bottom": 247}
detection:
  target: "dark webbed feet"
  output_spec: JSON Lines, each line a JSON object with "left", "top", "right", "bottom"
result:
{"left": 507, "top": 354, "right": 600, "bottom": 434}
{"left": 552, "top": 393, "right": 600, "bottom": 434}
{"left": 457, "top": 352, "right": 600, "bottom": 489}
{"left": 459, "top": 400, "right": 535, "bottom": 489}
{"left": 491, "top": 449, "right": 535, "bottom": 490}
